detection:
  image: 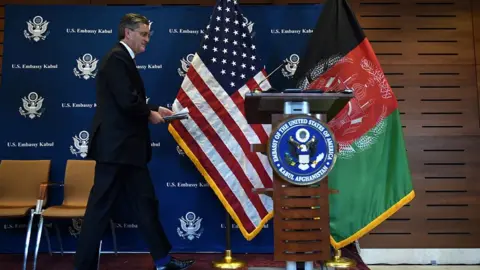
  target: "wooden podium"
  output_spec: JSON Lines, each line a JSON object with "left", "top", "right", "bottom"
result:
{"left": 245, "top": 91, "right": 353, "bottom": 268}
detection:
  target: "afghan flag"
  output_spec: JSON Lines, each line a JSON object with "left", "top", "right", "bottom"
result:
{"left": 293, "top": 0, "right": 415, "bottom": 249}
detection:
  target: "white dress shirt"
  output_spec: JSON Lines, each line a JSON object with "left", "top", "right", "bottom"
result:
{"left": 119, "top": 41, "right": 135, "bottom": 59}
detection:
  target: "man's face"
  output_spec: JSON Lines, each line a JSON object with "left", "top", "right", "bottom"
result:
{"left": 126, "top": 23, "right": 150, "bottom": 54}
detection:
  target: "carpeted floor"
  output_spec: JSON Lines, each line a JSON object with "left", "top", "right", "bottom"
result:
{"left": 0, "top": 244, "right": 370, "bottom": 270}
{"left": 0, "top": 252, "right": 365, "bottom": 270}
{"left": 3, "top": 253, "right": 478, "bottom": 270}
{"left": 0, "top": 253, "right": 312, "bottom": 270}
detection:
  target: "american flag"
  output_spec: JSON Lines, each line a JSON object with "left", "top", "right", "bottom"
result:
{"left": 168, "top": 0, "right": 274, "bottom": 240}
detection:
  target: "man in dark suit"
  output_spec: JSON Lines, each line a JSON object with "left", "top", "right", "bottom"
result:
{"left": 74, "top": 13, "right": 195, "bottom": 270}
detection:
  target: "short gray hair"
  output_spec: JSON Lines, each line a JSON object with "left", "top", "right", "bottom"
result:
{"left": 118, "top": 13, "right": 149, "bottom": 40}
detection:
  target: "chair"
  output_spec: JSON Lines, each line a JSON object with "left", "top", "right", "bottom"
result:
{"left": 32, "top": 159, "right": 118, "bottom": 270}
{"left": 0, "top": 160, "right": 51, "bottom": 270}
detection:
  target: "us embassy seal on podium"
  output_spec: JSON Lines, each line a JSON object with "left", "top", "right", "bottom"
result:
{"left": 267, "top": 115, "right": 337, "bottom": 186}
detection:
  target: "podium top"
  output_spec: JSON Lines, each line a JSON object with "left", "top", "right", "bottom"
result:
{"left": 244, "top": 91, "right": 354, "bottom": 124}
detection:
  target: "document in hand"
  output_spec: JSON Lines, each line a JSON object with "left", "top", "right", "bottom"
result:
{"left": 163, "top": 107, "right": 189, "bottom": 122}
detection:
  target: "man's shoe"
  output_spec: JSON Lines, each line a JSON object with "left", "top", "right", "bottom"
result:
{"left": 156, "top": 257, "right": 195, "bottom": 270}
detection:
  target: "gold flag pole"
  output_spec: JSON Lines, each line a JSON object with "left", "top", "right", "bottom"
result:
{"left": 212, "top": 211, "right": 246, "bottom": 269}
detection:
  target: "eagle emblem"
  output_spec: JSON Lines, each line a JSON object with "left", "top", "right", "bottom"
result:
{"left": 285, "top": 128, "right": 324, "bottom": 171}
{"left": 267, "top": 115, "right": 337, "bottom": 185}
{"left": 24, "top": 16, "right": 50, "bottom": 42}
{"left": 70, "top": 130, "right": 89, "bottom": 158}
{"left": 74, "top": 53, "right": 98, "bottom": 80}
{"left": 19, "top": 92, "right": 45, "bottom": 119}
{"left": 177, "top": 212, "right": 203, "bottom": 241}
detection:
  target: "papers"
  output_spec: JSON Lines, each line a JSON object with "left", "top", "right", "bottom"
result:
{"left": 164, "top": 107, "right": 189, "bottom": 122}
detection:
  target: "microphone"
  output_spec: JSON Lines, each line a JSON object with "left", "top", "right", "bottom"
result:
{"left": 251, "top": 60, "right": 287, "bottom": 93}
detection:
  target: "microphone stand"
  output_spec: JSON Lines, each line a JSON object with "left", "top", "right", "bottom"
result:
{"left": 252, "top": 60, "right": 287, "bottom": 93}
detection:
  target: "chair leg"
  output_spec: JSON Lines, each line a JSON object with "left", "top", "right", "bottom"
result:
{"left": 54, "top": 223, "right": 64, "bottom": 256}
{"left": 42, "top": 225, "right": 52, "bottom": 256}
{"left": 23, "top": 209, "right": 35, "bottom": 270}
{"left": 32, "top": 215, "right": 44, "bottom": 270}
{"left": 97, "top": 240, "right": 102, "bottom": 270}
{"left": 109, "top": 220, "right": 118, "bottom": 256}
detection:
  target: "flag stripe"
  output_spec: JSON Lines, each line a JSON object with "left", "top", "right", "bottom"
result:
{"left": 227, "top": 87, "right": 274, "bottom": 185}
{"left": 191, "top": 56, "right": 266, "bottom": 146}
{"left": 328, "top": 110, "right": 415, "bottom": 249}
{"left": 232, "top": 70, "right": 272, "bottom": 143}
{"left": 189, "top": 55, "right": 273, "bottom": 190}
{"left": 230, "top": 89, "right": 268, "bottom": 144}
{"left": 175, "top": 73, "right": 269, "bottom": 222}
{"left": 252, "top": 71, "right": 274, "bottom": 137}
{"left": 239, "top": 78, "right": 273, "bottom": 177}
{"left": 170, "top": 98, "right": 259, "bottom": 231}
{"left": 188, "top": 75, "right": 272, "bottom": 194}
{"left": 231, "top": 74, "right": 273, "bottom": 176}
{"left": 306, "top": 39, "right": 398, "bottom": 148}
{"left": 245, "top": 78, "right": 270, "bottom": 142}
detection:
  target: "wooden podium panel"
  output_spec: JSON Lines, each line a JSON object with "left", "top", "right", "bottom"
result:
{"left": 273, "top": 176, "right": 331, "bottom": 262}
{"left": 250, "top": 109, "right": 343, "bottom": 263}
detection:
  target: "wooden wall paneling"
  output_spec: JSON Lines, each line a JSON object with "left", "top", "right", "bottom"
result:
{"left": 472, "top": 0, "right": 480, "bottom": 128}
{"left": 350, "top": 0, "right": 474, "bottom": 65}
{"left": 382, "top": 65, "right": 480, "bottom": 136}
{"left": 473, "top": 0, "right": 480, "bottom": 63}
{"left": 351, "top": 0, "right": 480, "bottom": 248}
{"left": 360, "top": 136, "right": 480, "bottom": 248}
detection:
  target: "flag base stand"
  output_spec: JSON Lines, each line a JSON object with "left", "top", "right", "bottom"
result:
{"left": 212, "top": 250, "right": 246, "bottom": 269}
{"left": 325, "top": 249, "right": 357, "bottom": 269}
{"left": 212, "top": 211, "right": 246, "bottom": 269}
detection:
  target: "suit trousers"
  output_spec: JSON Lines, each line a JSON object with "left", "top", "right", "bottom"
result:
{"left": 74, "top": 162, "right": 172, "bottom": 270}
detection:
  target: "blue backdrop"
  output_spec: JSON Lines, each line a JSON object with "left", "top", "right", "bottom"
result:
{"left": 0, "top": 4, "right": 323, "bottom": 254}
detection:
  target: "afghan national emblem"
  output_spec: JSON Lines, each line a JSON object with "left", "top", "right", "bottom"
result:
{"left": 73, "top": 53, "right": 98, "bottom": 80}
{"left": 267, "top": 115, "right": 337, "bottom": 185}
{"left": 19, "top": 92, "right": 45, "bottom": 119}
{"left": 177, "top": 212, "right": 203, "bottom": 241}
{"left": 24, "top": 15, "right": 50, "bottom": 42}
{"left": 70, "top": 130, "right": 89, "bottom": 158}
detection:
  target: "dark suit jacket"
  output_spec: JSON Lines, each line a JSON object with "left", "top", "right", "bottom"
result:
{"left": 87, "top": 42, "right": 159, "bottom": 167}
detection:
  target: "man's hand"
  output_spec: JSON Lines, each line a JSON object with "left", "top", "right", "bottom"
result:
{"left": 149, "top": 111, "right": 164, "bottom": 124}
{"left": 158, "top": 106, "right": 174, "bottom": 117}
